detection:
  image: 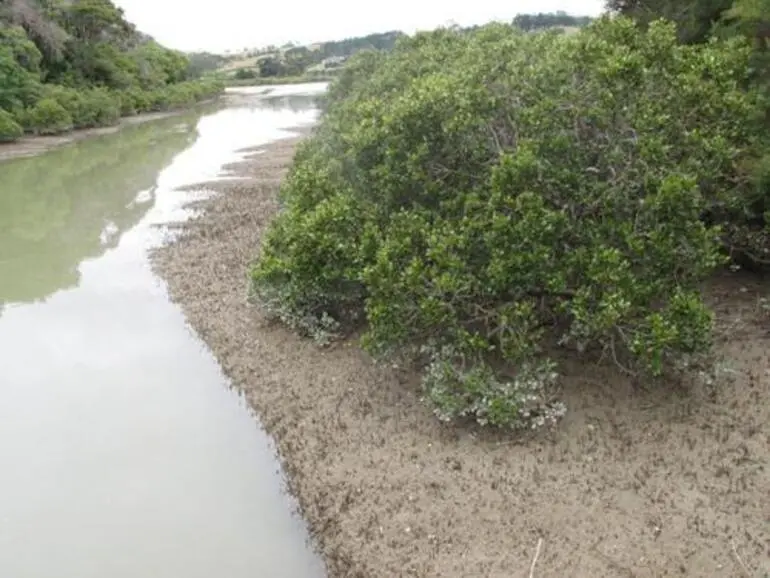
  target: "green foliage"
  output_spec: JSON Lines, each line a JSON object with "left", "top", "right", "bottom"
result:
{"left": 424, "top": 350, "right": 565, "bottom": 428}
{"left": 0, "top": 108, "right": 24, "bottom": 142}
{"left": 0, "top": 23, "right": 42, "bottom": 73}
{"left": 234, "top": 67, "right": 257, "bottom": 80}
{"left": 186, "top": 51, "right": 227, "bottom": 78}
{"left": 57, "top": 0, "right": 133, "bottom": 43}
{"left": 132, "top": 41, "right": 189, "bottom": 89}
{"left": 720, "top": 0, "right": 770, "bottom": 86}
{"left": 0, "top": 0, "right": 224, "bottom": 136}
{"left": 607, "top": 0, "right": 770, "bottom": 50}
{"left": 164, "top": 83, "right": 200, "bottom": 109}
{"left": 318, "top": 31, "right": 405, "bottom": 59}
{"left": 724, "top": 0, "right": 770, "bottom": 31}
{"left": 143, "top": 79, "right": 223, "bottom": 112}
{"left": 252, "top": 165, "right": 365, "bottom": 341}
{"left": 609, "top": 0, "right": 770, "bottom": 264}
{"left": 41, "top": 85, "right": 120, "bottom": 128}
{"left": 76, "top": 87, "right": 120, "bottom": 127}
{"left": 0, "top": 24, "right": 43, "bottom": 110}
{"left": 258, "top": 56, "right": 286, "bottom": 78}
{"left": 26, "top": 97, "right": 72, "bottom": 134}
{"left": 606, "top": 0, "right": 734, "bottom": 43}
{"left": 0, "top": 0, "right": 69, "bottom": 63}
{"left": 251, "top": 18, "right": 769, "bottom": 428}
{"left": 119, "top": 87, "right": 150, "bottom": 114}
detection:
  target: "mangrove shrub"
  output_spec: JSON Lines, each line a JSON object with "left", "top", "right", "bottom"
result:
{"left": 251, "top": 18, "right": 769, "bottom": 428}
{"left": 0, "top": 108, "right": 23, "bottom": 141}
{"left": 26, "top": 97, "right": 73, "bottom": 134}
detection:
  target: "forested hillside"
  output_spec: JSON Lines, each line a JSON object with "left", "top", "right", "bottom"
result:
{"left": 0, "top": 0, "right": 223, "bottom": 142}
{"left": 250, "top": 4, "right": 770, "bottom": 429}
{"left": 225, "top": 31, "right": 405, "bottom": 82}
{"left": 314, "top": 30, "right": 405, "bottom": 58}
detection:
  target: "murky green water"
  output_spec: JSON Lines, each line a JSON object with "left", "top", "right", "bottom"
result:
{"left": 0, "top": 84, "right": 327, "bottom": 578}
{"left": 0, "top": 113, "right": 200, "bottom": 307}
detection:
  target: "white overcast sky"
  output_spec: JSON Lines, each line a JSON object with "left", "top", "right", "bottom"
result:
{"left": 113, "top": 0, "right": 607, "bottom": 53}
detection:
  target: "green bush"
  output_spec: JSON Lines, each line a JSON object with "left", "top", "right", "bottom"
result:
{"left": 35, "top": 79, "right": 220, "bottom": 123}
{"left": 251, "top": 18, "right": 769, "bottom": 429}
{"left": 41, "top": 85, "right": 78, "bottom": 112}
{"left": 75, "top": 89, "right": 121, "bottom": 128}
{"left": 0, "top": 25, "right": 44, "bottom": 112}
{"left": 0, "top": 109, "right": 23, "bottom": 142}
{"left": 147, "top": 87, "right": 171, "bottom": 111}
{"left": 144, "top": 79, "right": 222, "bottom": 111}
{"left": 39, "top": 86, "right": 119, "bottom": 129}
{"left": 0, "top": 1, "right": 225, "bottom": 134}
{"left": 26, "top": 98, "right": 73, "bottom": 135}
{"left": 117, "top": 92, "right": 137, "bottom": 116}
{"left": 234, "top": 68, "right": 258, "bottom": 80}
{"left": 122, "top": 88, "right": 152, "bottom": 114}
{"left": 166, "top": 83, "right": 196, "bottom": 109}
{"left": 199, "top": 78, "right": 225, "bottom": 98}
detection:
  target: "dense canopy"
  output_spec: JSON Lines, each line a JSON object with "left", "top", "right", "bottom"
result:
{"left": 251, "top": 14, "right": 770, "bottom": 429}
{"left": 0, "top": 0, "right": 222, "bottom": 140}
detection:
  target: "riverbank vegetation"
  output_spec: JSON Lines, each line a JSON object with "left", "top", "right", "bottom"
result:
{"left": 251, "top": 7, "right": 770, "bottom": 429}
{"left": 0, "top": 0, "right": 223, "bottom": 142}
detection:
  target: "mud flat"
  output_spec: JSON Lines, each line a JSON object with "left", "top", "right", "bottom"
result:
{"left": 153, "top": 130, "right": 770, "bottom": 577}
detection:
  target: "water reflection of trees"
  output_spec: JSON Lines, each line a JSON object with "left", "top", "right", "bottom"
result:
{"left": 0, "top": 112, "right": 202, "bottom": 307}
{"left": 254, "top": 93, "right": 321, "bottom": 113}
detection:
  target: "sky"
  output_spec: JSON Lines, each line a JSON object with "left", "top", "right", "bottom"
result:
{"left": 113, "top": 0, "right": 607, "bottom": 53}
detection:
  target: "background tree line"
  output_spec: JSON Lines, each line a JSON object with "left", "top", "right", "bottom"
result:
{"left": 607, "top": 0, "right": 770, "bottom": 47}
{"left": 0, "top": 0, "right": 223, "bottom": 142}
{"left": 607, "top": 0, "right": 770, "bottom": 100}
{"left": 227, "top": 31, "right": 406, "bottom": 82}
{"left": 512, "top": 11, "right": 594, "bottom": 31}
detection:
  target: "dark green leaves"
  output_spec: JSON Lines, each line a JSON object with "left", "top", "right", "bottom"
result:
{"left": 250, "top": 17, "right": 767, "bottom": 427}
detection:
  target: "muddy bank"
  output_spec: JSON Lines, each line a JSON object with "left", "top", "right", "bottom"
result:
{"left": 0, "top": 103, "right": 217, "bottom": 163}
{"left": 153, "top": 133, "right": 770, "bottom": 577}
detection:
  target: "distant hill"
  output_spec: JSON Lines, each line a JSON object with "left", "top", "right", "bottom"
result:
{"left": 215, "top": 14, "right": 594, "bottom": 84}
{"left": 314, "top": 30, "right": 405, "bottom": 59}
{"left": 217, "top": 30, "right": 405, "bottom": 82}
{"left": 512, "top": 11, "right": 594, "bottom": 31}
{"left": 187, "top": 51, "right": 228, "bottom": 76}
